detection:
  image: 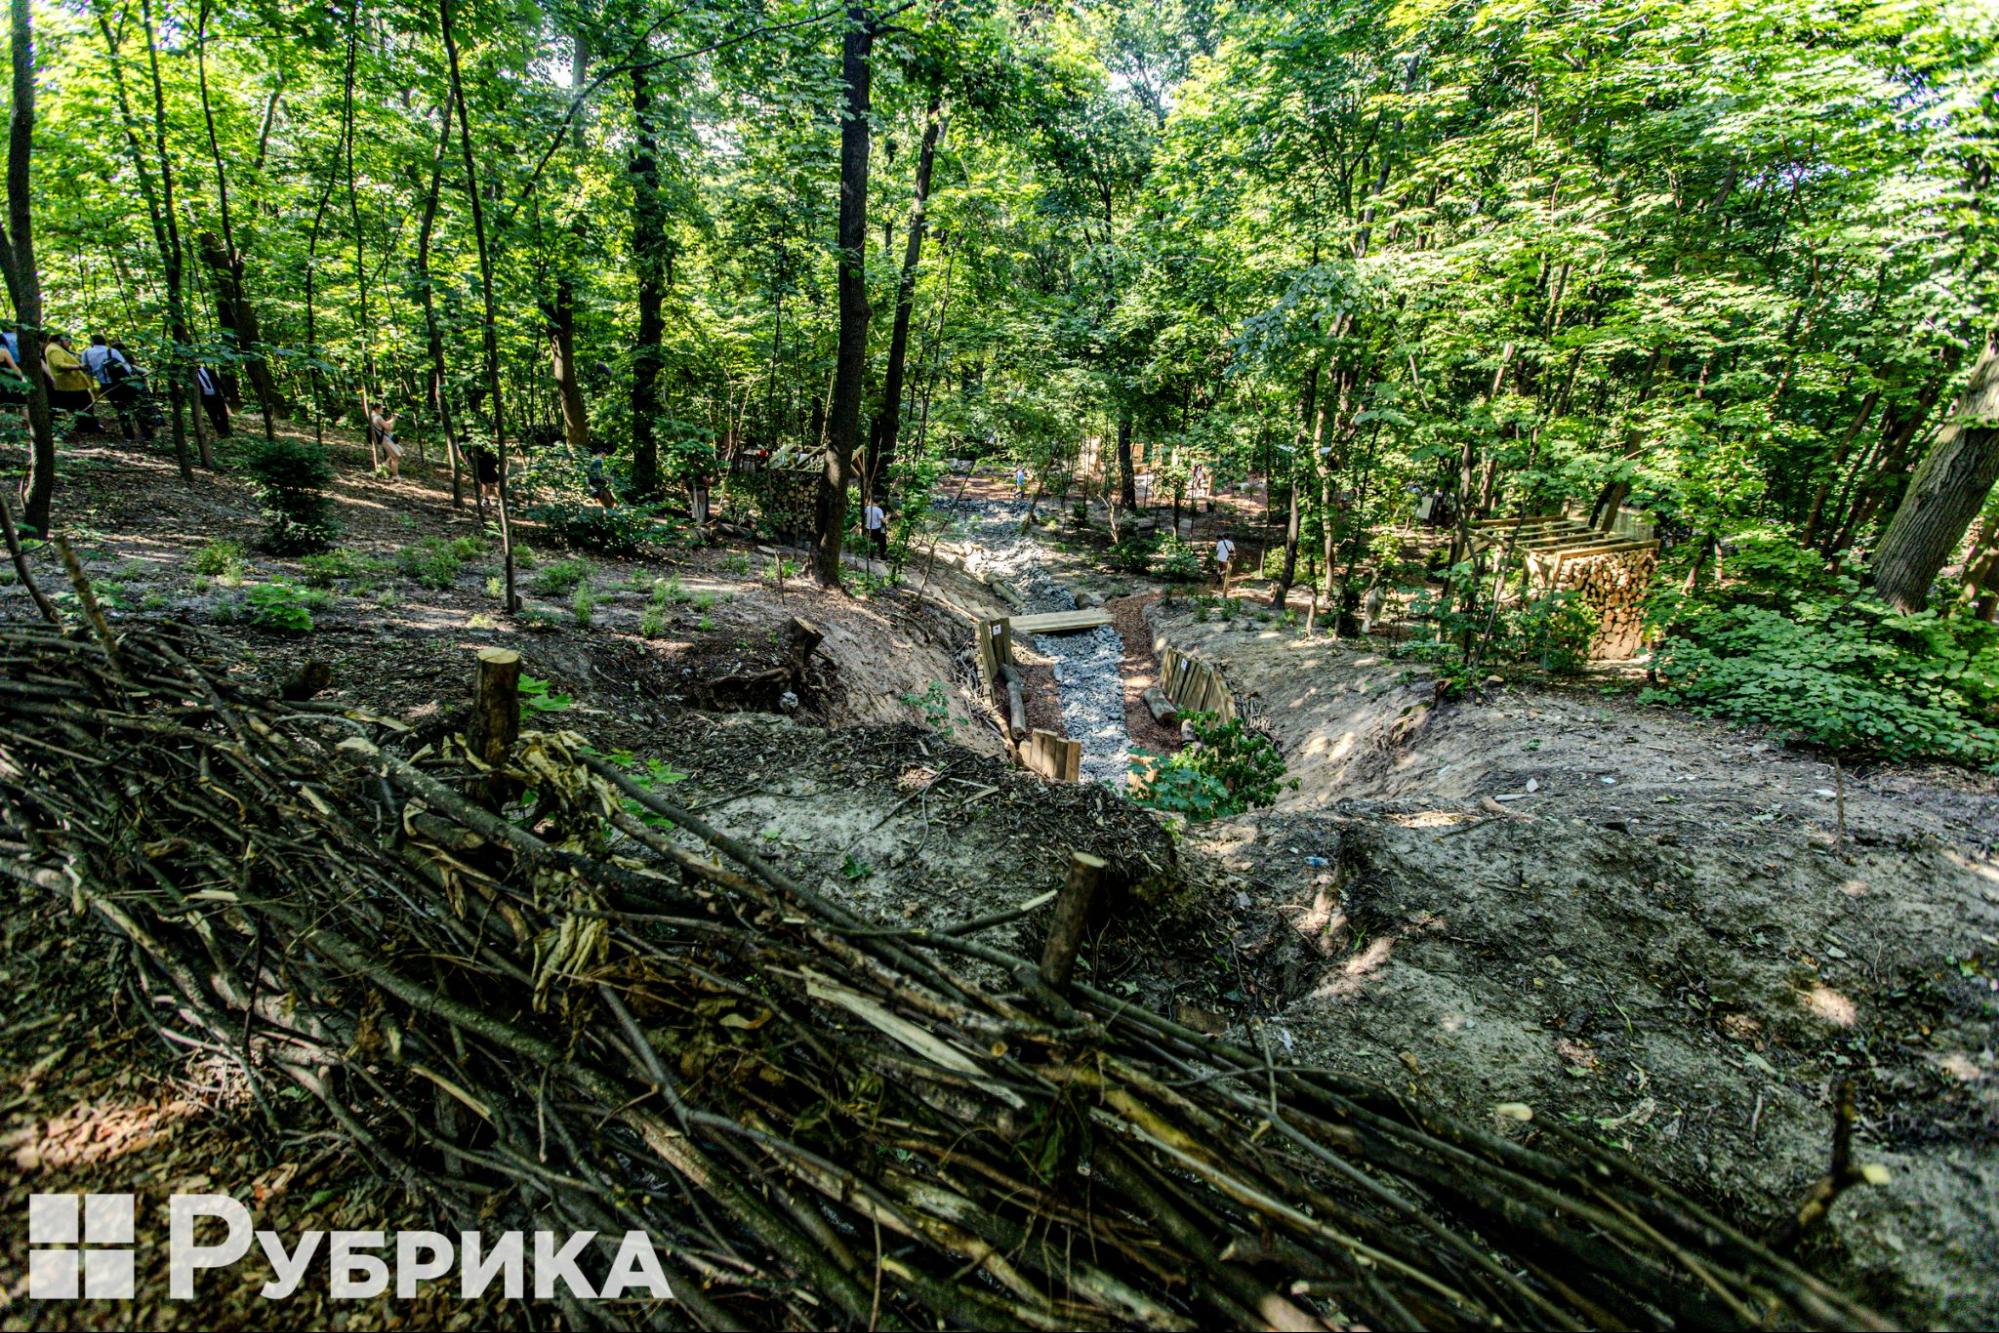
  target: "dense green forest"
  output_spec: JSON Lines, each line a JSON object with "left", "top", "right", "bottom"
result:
{"left": 8, "top": 5, "right": 1999, "bottom": 1327}
{"left": 3, "top": 0, "right": 1997, "bottom": 757}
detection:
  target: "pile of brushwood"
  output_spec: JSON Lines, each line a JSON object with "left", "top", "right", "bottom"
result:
{"left": 0, "top": 612, "right": 1890, "bottom": 1331}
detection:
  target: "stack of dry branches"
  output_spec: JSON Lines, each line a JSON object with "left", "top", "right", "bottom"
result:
{"left": 0, "top": 617, "right": 1887, "bottom": 1331}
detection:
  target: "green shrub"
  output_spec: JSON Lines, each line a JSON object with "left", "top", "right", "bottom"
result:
{"left": 296, "top": 551, "right": 348, "bottom": 586}
{"left": 571, "top": 584, "right": 597, "bottom": 627}
{"left": 397, "top": 538, "right": 467, "bottom": 590}
{"left": 245, "top": 439, "right": 337, "bottom": 553}
{"left": 1152, "top": 535, "right": 1204, "bottom": 583}
{"left": 533, "top": 558, "right": 593, "bottom": 598}
{"left": 1509, "top": 591, "right": 1597, "bottom": 675}
{"left": 639, "top": 604, "right": 668, "bottom": 638}
{"left": 1134, "top": 712, "right": 1293, "bottom": 820}
{"left": 1129, "top": 758, "right": 1234, "bottom": 820}
{"left": 527, "top": 501, "right": 674, "bottom": 557}
{"left": 192, "top": 539, "right": 246, "bottom": 579}
{"left": 1108, "top": 530, "right": 1159, "bottom": 575}
{"left": 233, "top": 580, "right": 321, "bottom": 633}
{"left": 1644, "top": 594, "right": 1999, "bottom": 766}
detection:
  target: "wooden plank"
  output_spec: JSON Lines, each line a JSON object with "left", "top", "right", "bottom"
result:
{"left": 1007, "top": 609, "right": 1113, "bottom": 635}
{"left": 1554, "top": 537, "right": 1660, "bottom": 558}
{"left": 1061, "top": 739, "right": 1082, "bottom": 782}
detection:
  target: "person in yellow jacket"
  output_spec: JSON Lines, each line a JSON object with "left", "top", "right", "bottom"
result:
{"left": 42, "top": 334, "right": 102, "bottom": 437}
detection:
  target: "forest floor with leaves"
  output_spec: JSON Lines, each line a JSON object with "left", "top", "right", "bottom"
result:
{"left": 4, "top": 433, "right": 1996, "bottom": 1326}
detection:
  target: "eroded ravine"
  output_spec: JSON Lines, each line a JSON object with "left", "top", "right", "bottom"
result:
{"left": 946, "top": 499, "right": 1132, "bottom": 786}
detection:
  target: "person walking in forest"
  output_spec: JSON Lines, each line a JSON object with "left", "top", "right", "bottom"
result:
{"left": 0, "top": 329, "right": 27, "bottom": 421}
{"left": 368, "top": 402, "right": 402, "bottom": 480}
{"left": 1214, "top": 533, "right": 1236, "bottom": 592}
{"left": 42, "top": 335, "right": 100, "bottom": 437}
{"left": 584, "top": 442, "right": 614, "bottom": 509}
{"left": 80, "top": 336, "right": 141, "bottom": 440}
{"left": 863, "top": 496, "right": 889, "bottom": 562}
{"left": 471, "top": 443, "right": 501, "bottom": 512}
{"left": 103, "top": 342, "right": 156, "bottom": 442}
{"left": 78, "top": 334, "right": 126, "bottom": 388}
{"left": 195, "top": 364, "right": 232, "bottom": 439}
{"left": 1014, "top": 464, "right": 1028, "bottom": 499}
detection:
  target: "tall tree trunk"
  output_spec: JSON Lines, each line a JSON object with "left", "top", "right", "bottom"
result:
{"left": 2, "top": 0, "right": 55, "bottom": 534}
{"left": 95, "top": 0, "right": 195, "bottom": 480}
{"left": 1116, "top": 412, "right": 1136, "bottom": 509}
{"left": 629, "top": 64, "right": 666, "bottom": 500}
{"left": 865, "top": 90, "right": 942, "bottom": 497}
{"left": 1872, "top": 334, "right": 1999, "bottom": 612}
{"left": 814, "top": 6, "right": 875, "bottom": 589}
{"left": 1833, "top": 358, "right": 1960, "bottom": 553}
{"left": 341, "top": 1, "right": 379, "bottom": 465}
{"left": 547, "top": 275, "right": 590, "bottom": 450}
{"left": 1271, "top": 359, "right": 1320, "bottom": 608}
{"left": 415, "top": 98, "right": 461, "bottom": 507}
{"left": 441, "top": 0, "right": 515, "bottom": 609}
{"left": 303, "top": 139, "right": 339, "bottom": 446}
{"left": 195, "top": 0, "right": 277, "bottom": 439}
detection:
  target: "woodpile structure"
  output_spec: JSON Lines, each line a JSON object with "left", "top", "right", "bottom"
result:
{"left": 1469, "top": 514, "right": 1661, "bottom": 661}
{"left": 0, "top": 616, "right": 1895, "bottom": 1330}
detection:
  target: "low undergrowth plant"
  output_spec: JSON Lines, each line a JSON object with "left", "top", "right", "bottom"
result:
{"left": 532, "top": 558, "right": 593, "bottom": 598}
{"left": 191, "top": 539, "right": 246, "bottom": 579}
{"left": 1134, "top": 711, "right": 1293, "bottom": 820}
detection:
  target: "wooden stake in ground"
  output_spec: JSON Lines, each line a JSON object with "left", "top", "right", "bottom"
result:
{"left": 1040, "top": 851, "right": 1107, "bottom": 994}
{"left": 468, "top": 646, "right": 520, "bottom": 806}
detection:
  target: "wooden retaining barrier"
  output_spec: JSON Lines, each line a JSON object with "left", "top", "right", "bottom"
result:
{"left": 1156, "top": 644, "right": 1236, "bottom": 723}
{"left": 974, "top": 615, "right": 1084, "bottom": 781}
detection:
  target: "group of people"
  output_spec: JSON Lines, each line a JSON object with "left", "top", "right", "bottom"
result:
{"left": 0, "top": 327, "right": 233, "bottom": 443}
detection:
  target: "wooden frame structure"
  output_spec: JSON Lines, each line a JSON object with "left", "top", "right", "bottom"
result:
{"left": 973, "top": 615, "right": 1085, "bottom": 782}
{"left": 1156, "top": 644, "right": 1236, "bottom": 723}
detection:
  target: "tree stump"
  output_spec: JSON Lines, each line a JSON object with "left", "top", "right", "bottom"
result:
{"left": 1040, "top": 851, "right": 1108, "bottom": 994}
{"left": 468, "top": 647, "right": 521, "bottom": 807}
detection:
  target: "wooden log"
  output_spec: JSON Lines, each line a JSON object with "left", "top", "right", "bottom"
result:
{"left": 1143, "top": 685, "right": 1178, "bottom": 726}
{"left": 999, "top": 663, "right": 1028, "bottom": 740}
{"left": 1039, "top": 851, "right": 1108, "bottom": 994}
{"left": 468, "top": 647, "right": 521, "bottom": 808}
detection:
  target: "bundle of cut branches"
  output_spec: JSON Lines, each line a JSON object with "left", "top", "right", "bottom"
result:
{"left": 0, "top": 618, "right": 1888, "bottom": 1331}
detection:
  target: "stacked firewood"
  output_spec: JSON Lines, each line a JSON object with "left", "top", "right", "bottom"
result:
{"left": 1566, "top": 548, "right": 1659, "bottom": 660}
{"left": 0, "top": 615, "right": 1885, "bottom": 1331}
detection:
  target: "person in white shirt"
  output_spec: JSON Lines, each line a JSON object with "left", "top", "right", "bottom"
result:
{"left": 863, "top": 499, "right": 888, "bottom": 560}
{"left": 1214, "top": 535, "right": 1236, "bottom": 591}
{"left": 1014, "top": 465, "right": 1027, "bottom": 499}
{"left": 79, "top": 335, "right": 129, "bottom": 387}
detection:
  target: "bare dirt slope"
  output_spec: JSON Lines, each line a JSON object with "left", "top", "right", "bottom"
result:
{"left": 1152, "top": 601, "right": 1999, "bottom": 1327}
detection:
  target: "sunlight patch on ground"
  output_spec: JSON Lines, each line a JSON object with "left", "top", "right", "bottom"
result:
{"left": 1802, "top": 983, "right": 1858, "bottom": 1026}
{"left": 1390, "top": 809, "right": 1475, "bottom": 829}
{"left": 1299, "top": 729, "right": 1356, "bottom": 762}
{"left": 1311, "top": 935, "right": 1394, "bottom": 1000}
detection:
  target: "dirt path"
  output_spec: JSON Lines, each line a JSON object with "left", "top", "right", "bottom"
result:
{"left": 1150, "top": 602, "right": 1999, "bottom": 1328}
